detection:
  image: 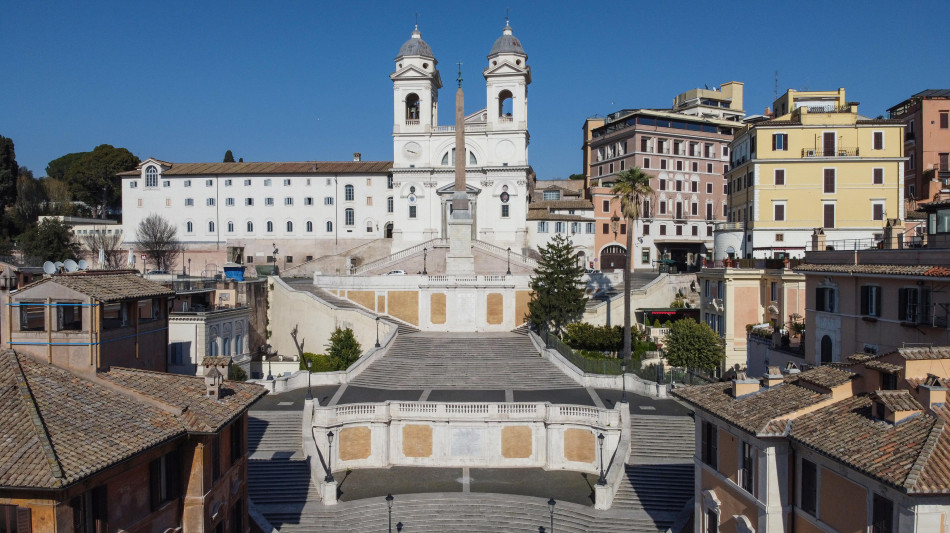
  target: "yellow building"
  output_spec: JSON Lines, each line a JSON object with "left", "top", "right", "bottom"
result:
{"left": 717, "top": 88, "right": 905, "bottom": 259}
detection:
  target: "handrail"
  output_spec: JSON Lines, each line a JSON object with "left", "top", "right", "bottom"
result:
{"left": 351, "top": 238, "right": 447, "bottom": 275}
{"left": 472, "top": 240, "right": 538, "bottom": 267}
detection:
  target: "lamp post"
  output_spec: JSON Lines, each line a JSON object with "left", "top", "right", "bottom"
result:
{"left": 325, "top": 431, "right": 335, "bottom": 482}
{"left": 265, "top": 344, "right": 273, "bottom": 381}
{"left": 548, "top": 498, "right": 556, "bottom": 533}
{"left": 506, "top": 247, "right": 511, "bottom": 275}
{"left": 375, "top": 316, "right": 381, "bottom": 348}
{"left": 271, "top": 243, "right": 278, "bottom": 276}
{"left": 188, "top": 258, "right": 191, "bottom": 277}
{"left": 422, "top": 247, "right": 428, "bottom": 275}
{"left": 597, "top": 433, "right": 606, "bottom": 485}
{"left": 620, "top": 360, "right": 627, "bottom": 404}
{"left": 386, "top": 493, "right": 394, "bottom": 533}
{"left": 305, "top": 357, "right": 313, "bottom": 401}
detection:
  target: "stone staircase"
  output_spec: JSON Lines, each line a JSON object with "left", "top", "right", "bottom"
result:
{"left": 287, "top": 282, "right": 421, "bottom": 334}
{"left": 629, "top": 415, "right": 695, "bottom": 463}
{"left": 264, "top": 493, "right": 664, "bottom": 533}
{"left": 349, "top": 332, "right": 580, "bottom": 390}
{"left": 248, "top": 411, "right": 322, "bottom": 508}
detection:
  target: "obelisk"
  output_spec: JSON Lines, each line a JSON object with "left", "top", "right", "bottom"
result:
{"left": 446, "top": 63, "right": 475, "bottom": 274}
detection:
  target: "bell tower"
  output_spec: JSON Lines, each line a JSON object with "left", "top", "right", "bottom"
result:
{"left": 484, "top": 21, "right": 530, "bottom": 131}
{"left": 391, "top": 26, "right": 442, "bottom": 133}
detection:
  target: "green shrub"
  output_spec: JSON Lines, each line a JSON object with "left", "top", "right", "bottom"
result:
{"left": 229, "top": 364, "right": 248, "bottom": 382}
{"left": 300, "top": 352, "right": 339, "bottom": 372}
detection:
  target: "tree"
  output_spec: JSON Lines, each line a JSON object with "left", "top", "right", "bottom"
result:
{"left": 18, "top": 218, "right": 80, "bottom": 262}
{"left": 528, "top": 233, "right": 588, "bottom": 335}
{"left": 136, "top": 214, "right": 183, "bottom": 271}
{"left": 611, "top": 168, "right": 654, "bottom": 361}
{"left": 0, "top": 135, "right": 19, "bottom": 211}
{"left": 13, "top": 171, "right": 46, "bottom": 229}
{"left": 41, "top": 178, "right": 76, "bottom": 215}
{"left": 80, "top": 225, "right": 124, "bottom": 269}
{"left": 325, "top": 327, "right": 362, "bottom": 369}
{"left": 45, "top": 152, "right": 84, "bottom": 181}
{"left": 662, "top": 318, "right": 725, "bottom": 371}
{"left": 223, "top": 150, "right": 235, "bottom": 163}
{"left": 62, "top": 145, "right": 139, "bottom": 218}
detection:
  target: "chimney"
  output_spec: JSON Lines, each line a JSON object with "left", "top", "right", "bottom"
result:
{"left": 919, "top": 375, "right": 947, "bottom": 414}
{"left": 353, "top": 152, "right": 361, "bottom": 162}
{"left": 811, "top": 228, "right": 826, "bottom": 252}
{"left": 764, "top": 106, "right": 773, "bottom": 117}
{"left": 732, "top": 372, "right": 759, "bottom": 398}
{"left": 883, "top": 218, "right": 904, "bottom": 249}
{"left": 763, "top": 366, "right": 784, "bottom": 388}
{"left": 204, "top": 365, "right": 223, "bottom": 399}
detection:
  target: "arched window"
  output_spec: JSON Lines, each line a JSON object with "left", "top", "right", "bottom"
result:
{"left": 235, "top": 334, "right": 243, "bottom": 355}
{"left": 344, "top": 184, "right": 355, "bottom": 201}
{"left": 286, "top": 221, "right": 293, "bottom": 232}
{"left": 210, "top": 339, "right": 218, "bottom": 356}
{"left": 266, "top": 221, "right": 274, "bottom": 233}
{"left": 306, "top": 221, "right": 313, "bottom": 232}
{"left": 387, "top": 196, "right": 394, "bottom": 213}
{"left": 326, "top": 221, "right": 333, "bottom": 232}
{"left": 345, "top": 208, "right": 355, "bottom": 226}
{"left": 498, "top": 90, "right": 513, "bottom": 118}
{"left": 469, "top": 151, "right": 477, "bottom": 165}
{"left": 186, "top": 221, "right": 193, "bottom": 233}
{"left": 208, "top": 221, "right": 215, "bottom": 233}
{"left": 145, "top": 166, "right": 158, "bottom": 187}
{"left": 227, "top": 221, "right": 234, "bottom": 232}
{"left": 406, "top": 93, "right": 420, "bottom": 121}
{"left": 247, "top": 221, "right": 254, "bottom": 232}
{"left": 223, "top": 337, "right": 231, "bottom": 356}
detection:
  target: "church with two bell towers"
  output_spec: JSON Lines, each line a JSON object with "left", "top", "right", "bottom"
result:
{"left": 389, "top": 22, "right": 534, "bottom": 250}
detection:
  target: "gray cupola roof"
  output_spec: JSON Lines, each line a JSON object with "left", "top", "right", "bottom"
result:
{"left": 488, "top": 22, "right": 526, "bottom": 58}
{"left": 397, "top": 26, "right": 435, "bottom": 59}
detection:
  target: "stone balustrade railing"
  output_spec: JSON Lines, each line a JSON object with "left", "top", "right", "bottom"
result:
{"left": 314, "top": 401, "right": 618, "bottom": 427}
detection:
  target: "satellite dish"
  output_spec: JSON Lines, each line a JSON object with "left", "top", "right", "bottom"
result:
{"left": 77, "top": 259, "right": 88, "bottom": 270}
{"left": 64, "top": 259, "right": 79, "bottom": 273}
{"left": 43, "top": 261, "right": 57, "bottom": 275}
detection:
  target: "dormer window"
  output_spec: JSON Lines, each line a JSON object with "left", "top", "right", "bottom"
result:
{"left": 145, "top": 166, "right": 158, "bottom": 188}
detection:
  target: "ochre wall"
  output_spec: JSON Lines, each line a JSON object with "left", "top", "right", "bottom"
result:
{"left": 700, "top": 472, "right": 759, "bottom": 533}
{"left": 340, "top": 426, "right": 372, "bottom": 461}
{"left": 431, "top": 293, "right": 446, "bottom": 324}
{"left": 501, "top": 426, "right": 532, "bottom": 458}
{"left": 486, "top": 293, "right": 504, "bottom": 325}
{"left": 564, "top": 428, "right": 594, "bottom": 463}
{"left": 388, "top": 291, "right": 419, "bottom": 326}
{"left": 794, "top": 512, "right": 827, "bottom": 533}
{"left": 515, "top": 291, "right": 532, "bottom": 325}
{"left": 403, "top": 425, "right": 433, "bottom": 458}
{"left": 376, "top": 295, "right": 385, "bottom": 313}
{"left": 819, "top": 468, "right": 867, "bottom": 533}
{"left": 346, "top": 290, "right": 376, "bottom": 311}
{"left": 718, "top": 431, "right": 739, "bottom": 483}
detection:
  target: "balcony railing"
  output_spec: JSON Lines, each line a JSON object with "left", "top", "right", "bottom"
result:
{"left": 801, "top": 147, "right": 860, "bottom": 158}
{"left": 704, "top": 258, "right": 803, "bottom": 270}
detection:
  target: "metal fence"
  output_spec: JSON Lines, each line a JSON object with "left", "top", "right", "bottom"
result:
{"left": 539, "top": 328, "right": 624, "bottom": 375}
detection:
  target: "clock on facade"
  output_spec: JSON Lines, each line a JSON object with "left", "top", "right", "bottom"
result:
{"left": 403, "top": 142, "right": 422, "bottom": 160}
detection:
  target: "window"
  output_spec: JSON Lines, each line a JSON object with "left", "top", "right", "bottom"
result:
{"left": 501, "top": 204, "right": 509, "bottom": 218}
{"left": 186, "top": 221, "right": 193, "bottom": 233}
{"left": 408, "top": 205, "right": 416, "bottom": 219}
{"left": 304, "top": 197, "right": 313, "bottom": 206}
{"left": 203, "top": 179, "right": 211, "bottom": 187}
{"left": 543, "top": 190, "right": 561, "bottom": 201}
{"left": 146, "top": 166, "right": 158, "bottom": 187}
{"left": 691, "top": 181, "right": 698, "bottom": 193}
{"left": 676, "top": 160, "right": 683, "bottom": 171}
{"left": 706, "top": 203, "right": 713, "bottom": 221}
{"left": 387, "top": 197, "right": 394, "bottom": 213}
{"left": 224, "top": 179, "right": 232, "bottom": 186}
{"left": 324, "top": 197, "right": 334, "bottom": 206}
{"left": 707, "top": 162, "right": 713, "bottom": 173}
{"left": 227, "top": 221, "right": 234, "bottom": 232}
{"left": 283, "top": 178, "right": 291, "bottom": 186}
{"left": 537, "top": 221, "right": 549, "bottom": 233}
{"left": 230, "top": 417, "right": 244, "bottom": 464}
{"left": 225, "top": 198, "right": 235, "bottom": 206}
{"left": 602, "top": 200, "right": 610, "bottom": 212}
{"left": 861, "top": 285, "right": 882, "bottom": 317}
{"left": 941, "top": 153, "right": 950, "bottom": 172}
{"left": 741, "top": 442, "right": 755, "bottom": 494}
{"left": 775, "top": 169, "right": 785, "bottom": 185}
{"left": 676, "top": 180, "right": 683, "bottom": 192}
{"left": 701, "top": 421, "right": 717, "bottom": 469}
{"left": 660, "top": 159, "right": 667, "bottom": 170}
{"left": 306, "top": 221, "right": 313, "bottom": 232}
{"left": 774, "top": 203, "right": 785, "bottom": 221}
{"left": 586, "top": 223, "right": 594, "bottom": 233}
{"left": 772, "top": 133, "right": 788, "bottom": 151}
{"left": 691, "top": 162, "right": 698, "bottom": 172}
{"left": 659, "top": 224, "right": 666, "bottom": 235}
{"left": 691, "top": 226, "right": 698, "bottom": 236}
{"left": 872, "top": 202, "right": 884, "bottom": 221}
{"left": 184, "top": 179, "right": 192, "bottom": 187}
{"left": 602, "top": 223, "right": 609, "bottom": 234}
{"left": 619, "top": 223, "right": 626, "bottom": 235}
{"left": 344, "top": 208, "right": 355, "bottom": 226}
{"left": 245, "top": 198, "right": 253, "bottom": 206}
{"left": 344, "top": 185, "right": 355, "bottom": 201}
{"left": 366, "top": 197, "right": 373, "bottom": 206}
{"left": 286, "top": 221, "right": 293, "bottom": 232}
{"left": 659, "top": 179, "right": 666, "bottom": 191}
{"left": 570, "top": 222, "right": 580, "bottom": 234}
{"left": 263, "top": 179, "right": 271, "bottom": 186}
{"left": 387, "top": 176, "right": 394, "bottom": 189}
{"left": 873, "top": 131, "right": 884, "bottom": 150}
{"left": 162, "top": 180, "right": 170, "bottom": 187}
{"left": 898, "top": 287, "right": 932, "bottom": 324}
{"left": 149, "top": 451, "right": 181, "bottom": 511}
{"left": 19, "top": 303, "right": 45, "bottom": 331}
{"left": 130, "top": 181, "right": 138, "bottom": 188}
{"left": 815, "top": 287, "right": 837, "bottom": 312}
{"left": 266, "top": 221, "right": 273, "bottom": 232}
{"left": 691, "top": 202, "right": 698, "bottom": 216}
{"left": 284, "top": 197, "right": 293, "bottom": 206}
{"left": 206, "top": 198, "right": 215, "bottom": 206}
{"left": 871, "top": 493, "right": 894, "bottom": 533}
{"left": 801, "top": 459, "right": 817, "bottom": 515}
{"left": 659, "top": 201, "right": 667, "bottom": 214}
{"left": 873, "top": 168, "right": 884, "bottom": 185}
{"left": 823, "top": 203, "right": 835, "bottom": 228}
{"left": 246, "top": 221, "right": 253, "bottom": 232}
{"left": 208, "top": 221, "right": 215, "bottom": 232}
{"left": 244, "top": 179, "right": 251, "bottom": 186}
{"left": 555, "top": 222, "right": 566, "bottom": 234}
{"left": 643, "top": 158, "right": 651, "bottom": 169}
{"left": 326, "top": 221, "right": 333, "bottom": 232}
{"left": 641, "top": 248, "right": 650, "bottom": 263}
{"left": 643, "top": 199, "right": 651, "bottom": 218}
{"left": 185, "top": 198, "right": 194, "bottom": 207}
{"left": 211, "top": 437, "right": 221, "bottom": 481}
{"left": 643, "top": 224, "right": 650, "bottom": 235}
{"left": 366, "top": 222, "right": 373, "bottom": 233}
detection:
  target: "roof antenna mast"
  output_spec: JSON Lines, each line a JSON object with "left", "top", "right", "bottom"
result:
{"left": 414, "top": 12, "right": 418, "bottom": 29}
{"left": 506, "top": 7, "right": 510, "bottom": 25}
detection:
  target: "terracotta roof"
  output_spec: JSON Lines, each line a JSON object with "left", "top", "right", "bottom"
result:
{"left": 873, "top": 390, "right": 924, "bottom": 412}
{"left": 892, "top": 347, "right": 950, "bottom": 361}
{"left": 789, "top": 395, "right": 950, "bottom": 493}
{"left": 864, "top": 360, "right": 903, "bottom": 374}
{"left": 119, "top": 160, "right": 393, "bottom": 177}
{"left": 673, "top": 380, "right": 828, "bottom": 435}
{"left": 794, "top": 263, "right": 950, "bottom": 278}
{"left": 100, "top": 367, "right": 267, "bottom": 433}
{"left": 0, "top": 351, "right": 184, "bottom": 489}
{"left": 529, "top": 199, "right": 593, "bottom": 210}
{"left": 15, "top": 272, "right": 175, "bottom": 302}
{"left": 795, "top": 365, "right": 855, "bottom": 389}
{"left": 526, "top": 211, "right": 592, "bottom": 222}
{"left": 202, "top": 356, "right": 233, "bottom": 366}
{"left": 907, "top": 376, "right": 950, "bottom": 389}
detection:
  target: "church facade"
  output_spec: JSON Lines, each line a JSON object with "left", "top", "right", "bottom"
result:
{"left": 119, "top": 24, "right": 535, "bottom": 266}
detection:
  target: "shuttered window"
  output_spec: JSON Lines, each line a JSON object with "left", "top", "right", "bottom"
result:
{"left": 860, "top": 286, "right": 882, "bottom": 317}
{"left": 775, "top": 169, "right": 785, "bottom": 185}
{"left": 873, "top": 131, "right": 884, "bottom": 150}
{"left": 873, "top": 168, "right": 884, "bottom": 185}
{"left": 823, "top": 203, "right": 835, "bottom": 228}
{"left": 823, "top": 169, "right": 836, "bottom": 193}
{"left": 774, "top": 204, "right": 785, "bottom": 221}
{"left": 873, "top": 203, "right": 884, "bottom": 221}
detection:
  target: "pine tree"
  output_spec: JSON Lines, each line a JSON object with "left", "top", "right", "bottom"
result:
{"left": 528, "top": 234, "right": 588, "bottom": 335}
{"left": 325, "top": 327, "right": 362, "bottom": 369}
{"left": 223, "top": 150, "right": 235, "bottom": 163}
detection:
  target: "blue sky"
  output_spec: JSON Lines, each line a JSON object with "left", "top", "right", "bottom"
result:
{"left": 3, "top": 1, "right": 949, "bottom": 180}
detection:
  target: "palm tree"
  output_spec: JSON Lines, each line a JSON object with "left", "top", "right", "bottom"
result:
{"left": 611, "top": 168, "right": 654, "bottom": 361}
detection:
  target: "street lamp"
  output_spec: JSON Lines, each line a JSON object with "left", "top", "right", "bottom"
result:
{"left": 271, "top": 243, "right": 278, "bottom": 275}
{"left": 386, "top": 493, "right": 394, "bottom": 533}
{"left": 325, "top": 431, "right": 335, "bottom": 482}
{"left": 506, "top": 247, "right": 511, "bottom": 275}
{"left": 264, "top": 344, "right": 273, "bottom": 381}
{"left": 620, "top": 360, "right": 627, "bottom": 404}
{"left": 187, "top": 258, "right": 191, "bottom": 277}
{"left": 422, "top": 247, "right": 428, "bottom": 275}
{"left": 375, "top": 316, "right": 381, "bottom": 348}
{"left": 305, "top": 357, "right": 313, "bottom": 401}
{"left": 597, "top": 433, "right": 606, "bottom": 485}
{"left": 548, "top": 498, "right": 556, "bottom": 533}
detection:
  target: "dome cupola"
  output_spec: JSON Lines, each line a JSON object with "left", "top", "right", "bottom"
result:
{"left": 397, "top": 26, "right": 434, "bottom": 59}
{"left": 488, "top": 21, "right": 526, "bottom": 59}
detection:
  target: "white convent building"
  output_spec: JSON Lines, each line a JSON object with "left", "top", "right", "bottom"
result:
{"left": 119, "top": 23, "right": 534, "bottom": 270}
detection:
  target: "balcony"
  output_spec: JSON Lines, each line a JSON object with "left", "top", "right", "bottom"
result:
{"left": 801, "top": 147, "right": 860, "bottom": 158}
{"left": 703, "top": 258, "right": 803, "bottom": 270}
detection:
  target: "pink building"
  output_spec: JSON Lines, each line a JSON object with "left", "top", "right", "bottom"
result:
{"left": 887, "top": 89, "right": 950, "bottom": 206}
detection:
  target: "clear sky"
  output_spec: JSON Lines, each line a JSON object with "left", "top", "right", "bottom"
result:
{"left": 3, "top": 0, "right": 949, "bottom": 180}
